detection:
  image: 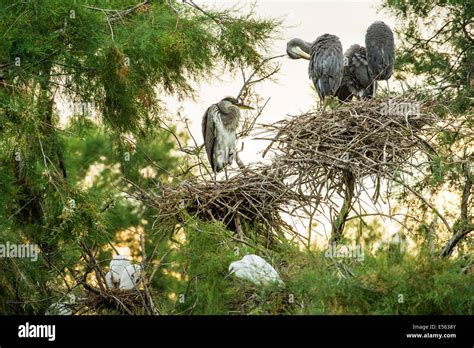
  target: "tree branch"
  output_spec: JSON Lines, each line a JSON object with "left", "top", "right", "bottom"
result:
{"left": 440, "top": 160, "right": 473, "bottom": 257}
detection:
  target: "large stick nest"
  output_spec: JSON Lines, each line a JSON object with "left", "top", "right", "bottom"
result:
{"left": 261, "top": 97, "right": 438, "bottom": 180}
{"left": 84, "top": 289, "right": 151, "bottom": 315}
{"left": 134, "top": 164, "right": 308, "bottom": 239}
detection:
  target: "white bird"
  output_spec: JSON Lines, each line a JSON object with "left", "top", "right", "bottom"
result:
{"left": 109, "top": 255, "right": 131, "bottom": 285}
{"left": 228, "top": 254, "right": 284, "bottom": 287}
{"left": 119, "top": 264, "right": 142, "bottom": 290}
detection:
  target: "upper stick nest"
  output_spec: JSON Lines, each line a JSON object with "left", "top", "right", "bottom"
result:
{"left": 261, "top": 97, "right": 438, "bottom": 179}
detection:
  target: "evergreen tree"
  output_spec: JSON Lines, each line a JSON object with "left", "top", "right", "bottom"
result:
{"left": 382, "top": 0, "right": 473, "bottom": 257}
{"left": 0, "top": 0, "right": 279, "bottom": 314}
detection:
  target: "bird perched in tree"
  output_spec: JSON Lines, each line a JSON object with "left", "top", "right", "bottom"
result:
{"left": 336, "top": 44, "right": 374, "bottom": 101}
{"left": 287, "top": 34, "right": 344, "bottom": 101}
{"left": 227, "top": 254, "right": 284, "bottom": 287}
{"left": 365, "top": 21, "right": 395, "bottom": 95}
{"left": 202, "top": 97, "right": 253, "bottom": 173}
{"left": 109, "top": 255, "right": 131, "bottom": 286}
{"left": 119, "top": 264, "right": 142, "bottom": 290}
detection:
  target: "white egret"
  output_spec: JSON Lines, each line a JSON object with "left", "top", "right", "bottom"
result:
{"left": 228, "top": 254, "right": 284, "bottom": 287}
{"left": 110, "top": 255, "right": 131, "bottom": 285}
{"left": 119, "top": 264, "right": 142, "bottom": 290}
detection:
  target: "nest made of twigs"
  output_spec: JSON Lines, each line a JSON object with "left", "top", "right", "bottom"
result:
{"left": 261, "top": 97, "right": 438, "bottom": 179}
{"left": 133, "top": 163, "right": 309, "bottom": 239}
{"left": 132, "top": 97, "right": 446, "bottom": 242}
{"left": 84, "top": 288, "right": 151, "bottom": 315}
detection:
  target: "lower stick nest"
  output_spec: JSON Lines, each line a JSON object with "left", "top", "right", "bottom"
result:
{"left": 136, "top": 164, "right": 305, "bottom": 239}
{"left": 84, "top": 289, "right": 151, "bottom": 315}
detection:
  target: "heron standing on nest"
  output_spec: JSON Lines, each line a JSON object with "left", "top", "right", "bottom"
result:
{"left": 365, "top": 21, "right": 395, "bottom": 96}
{"left": 202, "top": 97, "right": 253, "bottom": 174}
{"left": 287, "top": 34, "right": 344, "bottom": 103}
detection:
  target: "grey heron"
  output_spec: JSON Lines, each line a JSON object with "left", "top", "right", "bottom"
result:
{"left": 336, "top": 44, "right": 374, "bottom": 101}
{"left": 287, "top": 34, "right": 344, "bottom": 101}
{"left": 365, "top": 21, "right": 395, "bottom": 96}
{"left": 202, "top": 97, "right": 253, "bottom": 173}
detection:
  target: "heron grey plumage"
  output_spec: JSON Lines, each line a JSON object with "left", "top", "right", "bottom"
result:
{"left": 202, "top": 97, "right": 253, "bottom": 173}
{"left": 336, "top": 44, "right": 374, "bottom": 101}
{"left": 365, "top": 21, "right": 395, "bottom": 95}
{"left": 309, "top": 34, "right": 344, "bottom": 100}
{"left": 287, "top": 34, "right": 344, "bottom": 100}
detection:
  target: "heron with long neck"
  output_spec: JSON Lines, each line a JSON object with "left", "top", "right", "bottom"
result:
{"left": 202, "top": 97, "right": 253, "bottom": 173}
{"left": 287, "top": 34, "right": 344, "bottom": 101}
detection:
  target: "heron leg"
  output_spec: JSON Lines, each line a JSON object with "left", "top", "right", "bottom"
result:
{"left": 321, "top": 98, "right": 327, "bottom": 114}
{"left": 224, "top": 167, "right": 228, "bottom": 181}
{"left": 386, "top": 79, "right": 390, "bottom": 98}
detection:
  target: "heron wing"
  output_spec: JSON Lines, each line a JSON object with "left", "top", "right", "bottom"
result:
{"left": 309, "top": 35, "right": 343, "bottom": 98}
{"left": 202, "top": 104, "right": 218, "bottom": 171}
{"left": 326, "top": 50, "right": 344, "bottom": 95}
{"left": 350, "top": 47, "right": 371, "bottom": 89}
{"left": 365, "top": 22, "right": 395, "bottom": 80}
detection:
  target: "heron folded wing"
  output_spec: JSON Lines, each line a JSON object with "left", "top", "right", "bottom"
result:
{"left": 350, "top": 47, "right": 372, "bottom": 89}
{"left": 365, "top": 21, "right": 395, "bottom": 80}
{"left": 311, "top": 38, "right": 343, "bottom": 97}
{"left": 202, "top": 105, "right": 218, "bottom": 171}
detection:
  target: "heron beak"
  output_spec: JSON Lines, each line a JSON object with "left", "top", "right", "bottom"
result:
{"left": 224, "top": 272, "right": 232, "bottom": 280}
{"left": 292, "top": 47, "right": 311, "bottom": 60}
{"left": 235, "top": 103, "right": 255, "bottom": 110}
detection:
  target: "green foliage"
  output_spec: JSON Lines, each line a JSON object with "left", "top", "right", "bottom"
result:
{"left": 157, "top": 221, "right": 473, "bottom": 315}
{"left": 0, "top": 0, "right": 280, "bottom": 133}
{"left": 0, "top": 0, "right": 279, "bottom": 314}
{"left": 381, "top": 0, "right": 473, "bottom": 257}
{"left": 383, "top": 0, "right": 473, "bottom": 101}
